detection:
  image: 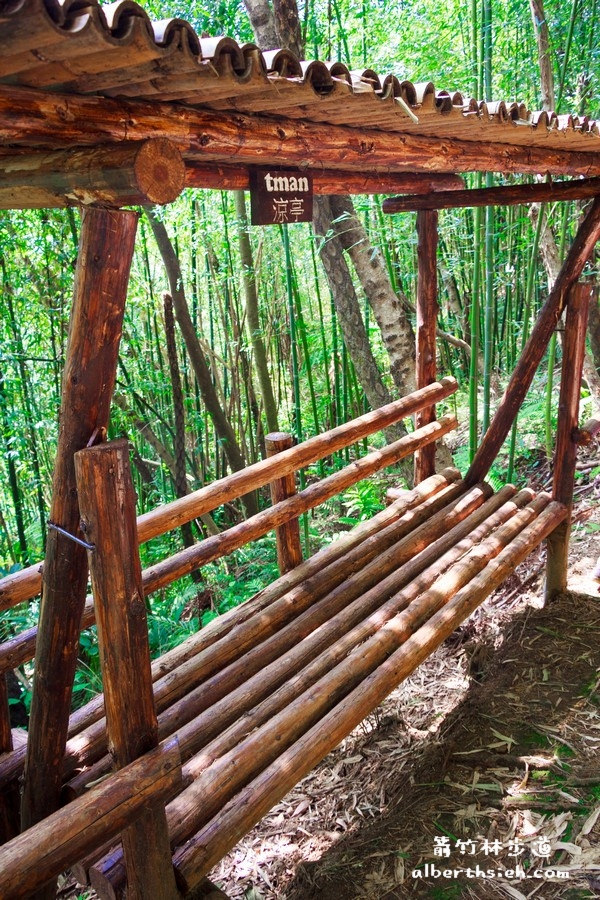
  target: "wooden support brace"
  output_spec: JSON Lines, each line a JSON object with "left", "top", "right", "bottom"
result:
{"left": 0, "top": 140, "right": 185, "bottom": 209}
{"left": 466, "top": 197, "right": 600, "bottom": 485}
{"left": 75, "top": 439, "right": 179, "bottom": 900}
{"left": 382, "top": 177, "right": 600, "bottom": 213}
{"left": 20, "top": 207, "right": 138, "bottom": 900}
{"left": 414, "top": 209, "right": 439, "bottom": 483}
{"left": 265, "top": 433, "right": 303, "bottom": 575}
{"left": 545, "top": 283, "right": 594, "bottom": 599}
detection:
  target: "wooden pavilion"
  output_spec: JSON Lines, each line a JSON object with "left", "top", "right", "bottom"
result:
{"left": 0, "top": 1, "right": 600, "bottom": 896}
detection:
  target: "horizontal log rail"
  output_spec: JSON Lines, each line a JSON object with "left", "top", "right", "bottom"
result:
{"left": 382, "top": 176, "right": 600, "bottom": 213}
{"left": 0, "top": 475, "right": 464, "bottom": 791}
{"left": 0, "top": 377, "right": 458, "bottom": 612}
{"left": 141, "top": 414, "right": 458, "bottom": 596}
{"left": 0, "top": 471, "right": 459, "bottom": 681}
{"left": 573, "top": 417, "right": 600, "bottom": 445}
{"left": 66, "top": 480, "right": 483, "bottom": 805}
{"left": 0, "top": 737, "right": 181, "bottom": 900}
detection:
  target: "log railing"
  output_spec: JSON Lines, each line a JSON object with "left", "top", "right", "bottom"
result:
{"left": 0, "top": 380, "right": 457, "bottom": 890}
{"left": 0, "top": 379, "right": 457, "bottom": 681}
{"left": 0, "top": 376, "right": 457, "bottom": 615}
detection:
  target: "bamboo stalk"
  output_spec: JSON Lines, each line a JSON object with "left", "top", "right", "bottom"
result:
{"left": 0, "top": 739, "right": 181, "bottom": 900}
{"left": 0, "top": 378, "right": 458, "bottom": 611}
{"left": 172, "top": 501, "right": 567, "bottom": 890}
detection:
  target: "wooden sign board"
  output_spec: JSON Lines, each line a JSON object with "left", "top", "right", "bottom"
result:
{"left": 249, "top": 168, "right": 313, "bottom": 225}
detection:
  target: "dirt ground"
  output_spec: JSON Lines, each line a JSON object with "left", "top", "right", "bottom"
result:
{"left": 210, "top": 466, "right": 600, "bottom": 900}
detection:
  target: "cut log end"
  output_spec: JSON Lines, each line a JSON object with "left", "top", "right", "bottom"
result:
{"left": 134, "top": 138, "right": 186, "bottom": 206}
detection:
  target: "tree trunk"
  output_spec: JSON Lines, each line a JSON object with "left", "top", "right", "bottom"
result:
{"left": 329, "top": 195, "right": 416, "bottom": 395}
{"left": 312, "top": 197, "right": 405, "bottom": 448}
{"left": 235, "top": 190, "right": 280, "bottom": 434}
{"left": 145, "top": 208, "right": 258, "bottom": 516}
{"left": 242, "top": 0, "right": 412, "bottom": 467}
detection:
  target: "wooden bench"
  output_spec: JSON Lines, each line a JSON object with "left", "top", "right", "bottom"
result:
{"left": 0, "top": 377, "right": 566, "bottom": 899}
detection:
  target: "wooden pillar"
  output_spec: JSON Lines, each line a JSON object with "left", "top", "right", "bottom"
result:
{"left": 75, "top": 439, "right": 178, "bottom": 900}
{"left": 20, "top": 208, "right": 138, "bottom": 892}
{"left": 466, "top": 196, "right": 600, "bottom": 486}
{"left": 0, "top": 674, "right": 18, "bottom": 843}
{"left": 265, "top": 433, "right": 303, "bottom": 574}
{"left": 545, "top": 283, "right": 594, "bottom": 599}
{"left": 414, "top": 209, "right": 439, "bottom": 483}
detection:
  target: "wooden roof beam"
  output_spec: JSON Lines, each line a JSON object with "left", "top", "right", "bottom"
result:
{"left": 382, "top": 176, "right": 600, "bottom": 212}
{"left": 0, "top": 139, "right": 185, "bottom": 209}
{"left": 184, "top": 163, "right": 465, "bottom": 195}
{"left": 2, "top": 86, "right": 600, "bottom": 178}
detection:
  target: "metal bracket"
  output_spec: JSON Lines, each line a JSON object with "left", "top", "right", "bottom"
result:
{"left": 47, "top": 522, "right": 95, "bottom": 551}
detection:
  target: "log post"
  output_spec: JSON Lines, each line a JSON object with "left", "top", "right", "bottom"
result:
{"left": 20, "top": 207, "right": 138, "bottom": 897}
{"left": 466, "top": 196, "right": 600, "bottom": 485}
{"left": 265, "top": 432, "right": 303, "bottom": 574}
{"left": 74, "top": 439, "right": 178, "bottom": 900}
{"left": 545, "top": 283, "right": 594, "bottom": 599}
{"left": 0, "top": 674, "right": 19, "bottom": 843}
{"left": 414, "top": 209, "right": 439, "bottom": 483}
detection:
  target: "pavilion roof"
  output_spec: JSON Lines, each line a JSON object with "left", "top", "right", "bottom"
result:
{"left": 2, "top": 0, "right": 600, "bottom": 178}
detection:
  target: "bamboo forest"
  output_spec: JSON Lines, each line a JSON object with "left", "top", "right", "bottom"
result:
{"left": 1, "top": 0, "right": 600, "bottom": 895}
{"left": 3, "top": 0, "right": 599, "bottom": 637}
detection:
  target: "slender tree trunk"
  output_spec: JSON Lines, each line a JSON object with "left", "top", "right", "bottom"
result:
{"left": 329, "top": 195, "right": 416, "bottom": 395}
{"left": 242, "top": 0, "right": 411, "bottom": 462}
{"left": 235, "top": 190, "right": 279, "bottom": 435}
{"left": 529, "top": 0, "right": 556, "bottom": 111}
{"left": 312, "top": 198, "right": 399, "bottom": 417}
{"left": 145, "top": 208, "right": 258, "bottom": 516}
